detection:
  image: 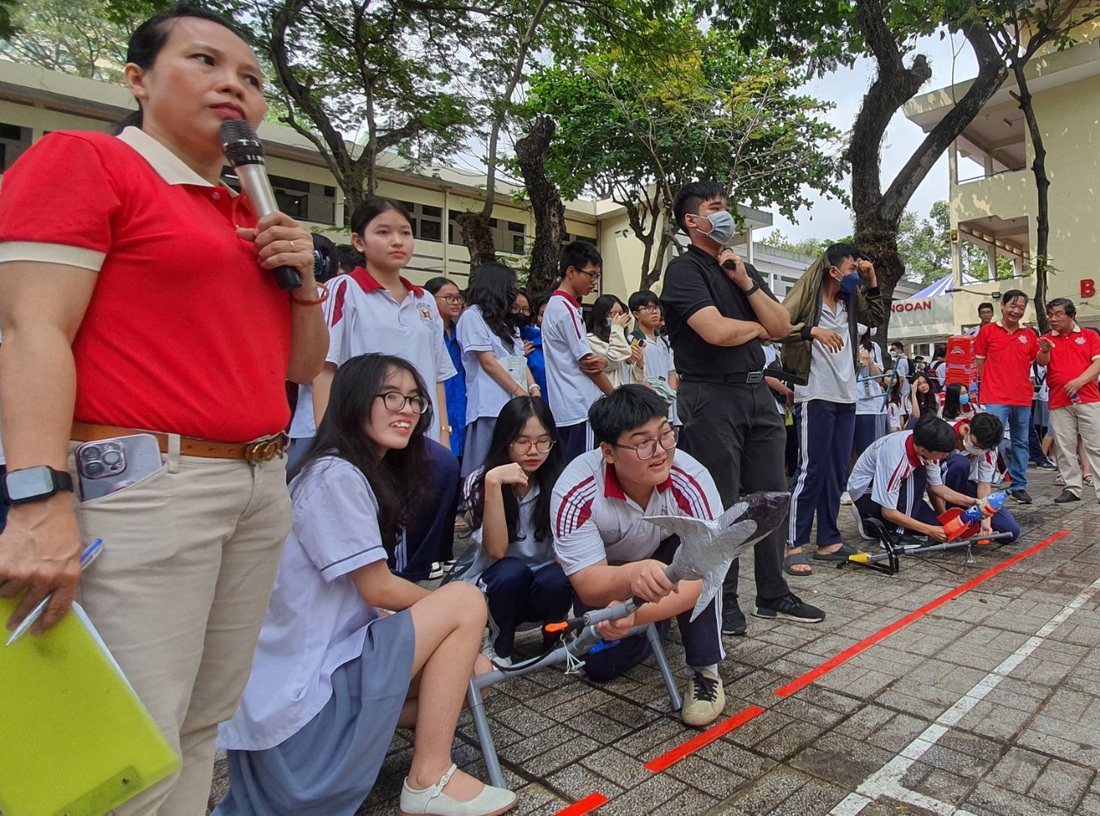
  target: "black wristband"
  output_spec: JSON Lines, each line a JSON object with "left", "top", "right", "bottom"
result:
{"left": 744, "top": 282, "right": 761, "bottom": 297}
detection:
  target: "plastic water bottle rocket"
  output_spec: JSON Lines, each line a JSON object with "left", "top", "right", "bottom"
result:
{"left": 938, "top": 492, "right": 1007, "bottom": 540}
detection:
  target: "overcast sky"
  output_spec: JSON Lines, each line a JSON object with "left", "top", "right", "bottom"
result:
{"left": 757, "top": 31, "right": 980, "bottom": 243}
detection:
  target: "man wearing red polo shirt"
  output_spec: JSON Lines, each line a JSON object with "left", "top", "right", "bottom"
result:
{"left": 975, "top": 290, "right": 1038, "bottom": 503}
{"left": 1036, "top": 298, "right": 1100, "bottom": 503}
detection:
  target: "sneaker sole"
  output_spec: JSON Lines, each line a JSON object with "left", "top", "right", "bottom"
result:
{"left": 722, "top": 627, "right": 747, "bottom": 637}
{"left": 752, "top": 607, "right": 825, "bottom": 623}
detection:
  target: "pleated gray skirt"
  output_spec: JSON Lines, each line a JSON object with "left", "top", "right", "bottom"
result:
{"left": 214, "top": 609, "right": 415, "bottom": 816}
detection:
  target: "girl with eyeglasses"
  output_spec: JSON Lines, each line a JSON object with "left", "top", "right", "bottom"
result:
{"left": 459, "top": 396, "right": 571, "bottom": 665}
{"left": 218, "top": 353, "right": 517, "bottom": 816}
{"left": 425, "top": 276, "right": 468, "bottom": 461}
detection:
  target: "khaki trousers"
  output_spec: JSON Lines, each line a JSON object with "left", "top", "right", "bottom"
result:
{"left": 69, "top": 443, "right": 291, "bottom": 816}
{"left": 1049, "top": 401, "right": 1100, "bottom": 501}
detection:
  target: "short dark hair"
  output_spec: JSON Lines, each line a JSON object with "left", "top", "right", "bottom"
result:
{"left": 1002, "top": 289, "right": 1028, "bottom": 306}
{"left": 672, "top": 181, "right": 729, "bottom": 232}
{"left": 912, "top": 416, "right": 956, "bottom": 454}
{"left": 335, "top": 244, "right": 362, "bottom": 274}
{"left": 890, "top": 341, "right": 904, "bottom": 351}
{"left": 589, "top": 385, "right": 670, "bottom": 447}
{"left": 350, "top": 196, "right": 412, "bottom": 236}
{"left": 629, "top": 290, "right": 660, "bottom": 312}
{"left": 824, "top": 242, "right": 862, "bottom": 268}
{"left": 560, "top": 240, "right": 602, "bottom": 279}
{"left": 118, "top": 3, "right": 246, "bottom": 131}
{"left": 1047, "top": 297, "right": 1077, "bottom": 317}
{"left": 968, "top": 413, "right": 1004, "bottom": 450}
{"left": 978, "top": 302, "right": 994, "bottom": 313}
{"left": 423, "top": 276, "right": 459, "bottom": 296}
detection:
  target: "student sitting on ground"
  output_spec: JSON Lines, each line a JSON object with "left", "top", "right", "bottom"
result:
{"left": 216, "top": 354, "right": 516, "bottom": 816}
{"left": 939, "top": 412, "right": 1020, "bottom": 543}
{"left": 551, "top": 385, "right": 727, "bottom": 728}
{"left": 461, "top": 396, "right": 572, "bottom": 665}
{"left": 848, "top": 416, "right": 983, "bottom": 543}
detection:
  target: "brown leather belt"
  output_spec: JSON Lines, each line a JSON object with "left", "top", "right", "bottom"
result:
{"left": 71, "top": 421, "right": 289, "bottom": 462}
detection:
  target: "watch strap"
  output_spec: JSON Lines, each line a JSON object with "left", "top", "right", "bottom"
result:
{"left": 1, "top": 466, "right": 74, "bottom": 505}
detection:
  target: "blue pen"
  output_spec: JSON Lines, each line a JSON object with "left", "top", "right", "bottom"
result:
{"left": 5, "top": 538, "right": 104, "bottom": 646}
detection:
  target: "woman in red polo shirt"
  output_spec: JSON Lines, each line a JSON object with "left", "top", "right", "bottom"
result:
{"left": 0, "top": 7, "right": 327, "bottom": 814}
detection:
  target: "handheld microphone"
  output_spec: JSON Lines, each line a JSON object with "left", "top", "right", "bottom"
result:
{"left": 219, "top": 119, "right": 302, "bottom": 291}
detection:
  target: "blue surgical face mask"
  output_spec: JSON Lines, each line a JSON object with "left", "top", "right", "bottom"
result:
{"left": 606, "top": 318, "right": 614, "bottom": 329}
{"left": 959, "top": 392, "right": 970, "bottom": 405}
{"left": 839, "top": 272, "right": 861, "bottom": 294}
{"left": 695, "top": 210, "right": 735, "bottom": 245}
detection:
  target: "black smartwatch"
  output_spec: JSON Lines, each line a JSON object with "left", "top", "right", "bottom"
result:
{"left": 2, "top": 466, "right": 74, "bottom": 505}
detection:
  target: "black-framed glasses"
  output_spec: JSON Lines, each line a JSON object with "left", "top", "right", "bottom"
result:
{"left": 510, "top": 436, "right": 555, "bottom": 454}
{"left": 635, "top": 304, "right": 660, "bottom": 313}
{"left": 438, "top": 294, "right": 465, "bottom": 304}
{"left": 581, "top": 270, "right": 602, "bottom": 283}
{"left": 377, "top": 392, "right": 429, "bottom": 414}
{"left": 613, "top": 428, "right": 677, "bottom": 460}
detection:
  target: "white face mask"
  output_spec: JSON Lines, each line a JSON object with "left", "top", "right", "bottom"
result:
{"left": 692, "top": 210, "right": 735, "bottom": 245}
{"left": 963, "top": 440, "right": 985, "bottom": 457}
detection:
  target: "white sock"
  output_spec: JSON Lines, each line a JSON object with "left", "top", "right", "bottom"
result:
{"left": 691, "top": 663, "right": 719, "bottom": 676}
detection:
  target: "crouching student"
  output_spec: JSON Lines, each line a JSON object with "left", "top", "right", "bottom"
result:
{"left": 462, "top": 396, "right": 572, "bottom": 665}
{"left": 940, "top": 413, "right": 1020, "bottom": 543}
{"left": 848, "top": 416, "right": 980, "bottom": 542}
{"left": 216, "top": 354, "right": 516, "bottom": 816}
{"left": 551, "top": 385, "right": 727, "bottom": 728}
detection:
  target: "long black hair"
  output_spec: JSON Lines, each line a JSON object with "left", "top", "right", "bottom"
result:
{"left": 912, "top": 372, "right": 940, "bottom": 417}
{"left": 468, "top": 397, "right": 563, "bottom": 545}
{"left": 588, "top": 294, "right": 627, "bottom": 344}
{"left": 350, "top": 196, "right": 412, "bottom": 238}
{"left": 290, "top": 353, "right": 433, "bottom": 554}
{"left": 424, "top": 276, "right": 462, "bottom": 329}
{"left": 466, "top": 262, "right": 518, "bottom": 348}
{"left": 117, "top": 4, "right": 246, "bottom": 132}
{"left": 941, "top": 382, "right": 967, "bottom": 421}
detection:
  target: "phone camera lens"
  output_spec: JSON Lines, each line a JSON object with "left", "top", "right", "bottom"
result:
{"left": 80, "top": 446, "right": 100, "bottom": 460}
{"left": 102, "top": 451, "right": 122, "bottom": 466}
{"left": 85, "top": 461, "right": 105, "bottom": 476}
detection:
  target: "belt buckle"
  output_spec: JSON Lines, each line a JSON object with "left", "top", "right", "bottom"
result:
{"left": 244, "top": 432, "right": 288, "bottom": 463}
{"left": 746, "top": 371, "right": 764, "bottom": 384}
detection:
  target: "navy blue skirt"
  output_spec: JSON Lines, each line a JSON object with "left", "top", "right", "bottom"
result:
{"left": 214, "top": 610, "right": 416, "bottom": 816}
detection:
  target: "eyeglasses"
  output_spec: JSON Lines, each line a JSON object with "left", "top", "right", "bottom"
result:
{"left": 438, "top": 294, "right": 465, "bottom": 305}
{"left": 613, "top": 428, "right": 677, "bottom": 460}
{"left": 511, "top": 436, "right": 555, "bottom": 454}
{"left": 576, "top": 269, "right": 601, "bottom": 283}
{"left": 512, "top": 306, "right": 531, "bottom": 316}
{"left": 635, "top": 305, "right": 659, "bottom": 314}
{"left": 377, "top": 392, "right": 429, "bottom": 414}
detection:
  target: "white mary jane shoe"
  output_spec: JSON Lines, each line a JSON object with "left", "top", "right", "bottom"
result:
{"left": 399, "top": 763, "right": 518, "bottom": 816}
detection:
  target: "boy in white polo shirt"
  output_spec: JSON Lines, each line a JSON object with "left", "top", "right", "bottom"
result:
{"left": 542, "top": 241, "right": 614, "bottom": 461}
{"left": 848, "top": 416, "right": 976, "bottom": 541}
{"left": 551, "top": 385, "right": 727, "bottom": 727}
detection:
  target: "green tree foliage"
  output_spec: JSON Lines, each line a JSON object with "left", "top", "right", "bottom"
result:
{"left": 520, "top": 18, "right": 844, "bottom": 288}
{"left": 1, "top": 0, "right": 133, "bottom": 81}
{"left": 758, "top": 230, "right": 832, "bottom": 259}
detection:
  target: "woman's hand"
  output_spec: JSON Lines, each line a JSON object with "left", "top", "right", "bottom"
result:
{"left": 486, "top": 462, "right": 529, "bottom": 488}
{"left": 0, "top": 494, "right": 83, "bottom": 635}
{"left": 612, "top": 312, "right": 631, "bottom": 329}
{"left": 596, "top": 601, "right": 636, "bottom": 640}
{"left": 238, "top": 212, "right": 315, "bottom": 281}
{"left": 523, "top": 339, "right": 535, "bottom": 356}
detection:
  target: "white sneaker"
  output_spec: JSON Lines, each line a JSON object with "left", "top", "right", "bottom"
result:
{"left": 681, "top": 669, "right": 725, "bottom": 727}
{"left": 481, "top": 645, "right": 512, "bottom": 668}
{"left": 849, "top": 503, "right": 873, "bottom": 540}
{"left": 840, "top": 491, "right": 853, "bottom": 506}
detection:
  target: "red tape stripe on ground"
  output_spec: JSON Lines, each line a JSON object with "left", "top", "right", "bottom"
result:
{"left": 554, "top": 792, "right": 609, "bottom": 816}
{"left": 773, "top": 530, "right": 1068, "bottom": 698}
{"left": 644, "top": 705, "right": 766, "bottom": 772}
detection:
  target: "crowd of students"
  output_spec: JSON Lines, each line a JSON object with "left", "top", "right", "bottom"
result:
{"left": 1, "top": 7, "right": 1096, "bottom": 815}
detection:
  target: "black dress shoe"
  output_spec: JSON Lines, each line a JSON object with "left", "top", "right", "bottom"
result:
{"left": 1054, "top": 489, "right": 1081, "bottom": 503}
{"left": 722, "top": 602, "right": 747, "bottom": 636}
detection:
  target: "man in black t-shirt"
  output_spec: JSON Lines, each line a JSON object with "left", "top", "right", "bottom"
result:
{"left": 660, "top": 181, "right": 826, "bottom": 634}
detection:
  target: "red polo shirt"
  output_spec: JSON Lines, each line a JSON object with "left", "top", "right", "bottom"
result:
{"left": 0, "top": 129, "right": 292, "bottom": 442}
{"left": 1042, "top": 326, "right": 1100, "bottom": 409}
{"left": 974, "top": 321, "right": 1038, "bottom": 407}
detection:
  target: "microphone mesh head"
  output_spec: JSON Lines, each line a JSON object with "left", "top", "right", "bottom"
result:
{"left": 219, "top": 120, "right": 264, "bottom": 164}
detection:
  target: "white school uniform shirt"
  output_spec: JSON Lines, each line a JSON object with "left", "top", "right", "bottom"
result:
{"left": 542, "top": 290, "right": 602, "bottom": 426}
{"left": 761, "top": 344, "right": 785, "bottom": 418}
{"left": 644, "top": 332, "right": 682, "bottom": 425}
{"left": 886, "top": 401, "right": 902, "bottom": 432}
{"left": 855, "top": 344, "right": 887, "bottom": 416}
{"left": 894, "top": 355, "right": 911, "bottom": 404}
{"left": 289, "top": 268, "right": 456, "bottom": 441}
{"left": 795, "top": 298, "right": 856, "bottom": 404}
{"left": 847, "top": 430, "right": 942, "bottom": 511}
{"left": 218, "top": 457, "right": 390, "bottom": 751}
{"left": 551, "top": 448, "right": 721, "bottom": 575}
{"left": 456, "top": 305, "right": 523, "bottom": 424}
{"left": 461, "top": 469, "right": 555, "bottom": 585}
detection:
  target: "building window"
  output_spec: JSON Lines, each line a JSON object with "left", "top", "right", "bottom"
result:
{"left": 0, "top": 123, "right": 32, "bottom": 172}
{"left": 448, "top": 210, "right": 528, "bottom": 255}
{"left": 398, "top": 200, "right": 444, "bottom": 243}
{"left": 220, "top": 171, "right": 337, "bottom": 225}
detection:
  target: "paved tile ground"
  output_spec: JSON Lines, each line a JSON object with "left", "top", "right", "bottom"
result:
{"left": 207, "top": 465, "right": 1100, "bottom": 815}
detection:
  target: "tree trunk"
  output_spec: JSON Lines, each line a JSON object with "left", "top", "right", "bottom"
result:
{"left": 642, "top": 215, "right": 676, "bottom": 290}
{"left": 1011, "top": 69, "right": 1051, "bottom": 333}
{"left": 515, "top": 116, "right": 567, "bottom": 293}
{"left": 456, "top": 211, "right": 497, "bottom": 273}
{"left": 853, "top": 215, "right": 904, "bottom": 359}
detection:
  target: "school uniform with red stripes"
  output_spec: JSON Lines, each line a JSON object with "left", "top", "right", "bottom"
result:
{"left": 551, "top": 449, "right": 724, "bottom": 681}
{"left": 847, "top": 431, "right": 942, "bottom": 533}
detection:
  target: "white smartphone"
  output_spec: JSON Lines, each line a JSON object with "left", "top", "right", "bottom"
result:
{"left": 75, "top": 434, "right": 163, "bottom": 501}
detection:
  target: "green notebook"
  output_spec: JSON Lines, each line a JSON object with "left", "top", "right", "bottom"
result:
{"left": 0, "top": 598, "right": 180, "bottom": 816}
